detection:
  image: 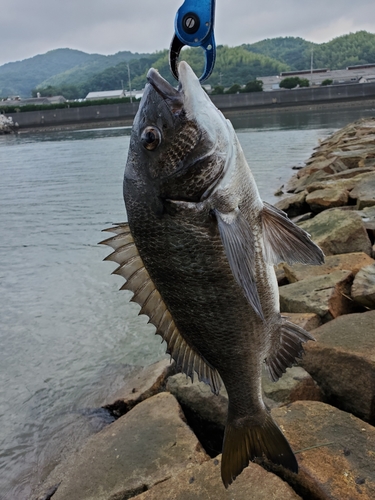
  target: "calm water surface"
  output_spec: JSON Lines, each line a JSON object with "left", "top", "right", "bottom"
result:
{"left": 1, "top": 105, "right": 374, "bottom": 499}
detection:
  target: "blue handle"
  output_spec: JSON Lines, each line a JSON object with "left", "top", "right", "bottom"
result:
{"left": 170, "top": 0, "right": 216, "bottom": 82}
{"left": 174, "top": 0, "right": 215, "bottom": 47}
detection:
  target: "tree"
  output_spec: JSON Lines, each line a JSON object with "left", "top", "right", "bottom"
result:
{"left": 225, "top": 83, "right": 242, "bottom": 94}
{"left": 321, "top": 78, "right": 333, "bottom": 86}
{"left": 211, "top": 85, "right": 224, "bottom": 94}
{"left": 279, "top": 76, "right": 310, "bottom": 89}
{"left": 242, "top": 80, "right": 263, "bottom": 92}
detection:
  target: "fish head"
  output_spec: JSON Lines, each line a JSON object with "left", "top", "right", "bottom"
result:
{"left": 125, "top": 61, "right": 231, "bottom": 203}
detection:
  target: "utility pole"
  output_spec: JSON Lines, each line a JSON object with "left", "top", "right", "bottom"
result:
{"left": 127, "top": 64, "right": 132, "bottom": 103}
{"left": 310, "top": 48, "right": 314, "bottom": 86}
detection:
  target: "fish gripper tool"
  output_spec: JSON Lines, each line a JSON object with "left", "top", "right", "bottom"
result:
{"left": 170, "top": 0, "right": 216, "bottom": 82}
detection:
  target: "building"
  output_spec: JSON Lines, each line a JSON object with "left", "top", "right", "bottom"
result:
{"left": 85, "top": 90, "right": 125, "bottom": 100}
{"left": 1, "top": 95, "right": 66, "bottom": 106}
{"left": 258, "top": 66, "right": 375, "bottom": 91}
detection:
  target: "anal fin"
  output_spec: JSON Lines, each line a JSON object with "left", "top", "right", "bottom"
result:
{"left": 265, "top": 317, "right": 315, "bottom": 382}
{"left": 100, "top": 224, "right": 222, "bottom": 394}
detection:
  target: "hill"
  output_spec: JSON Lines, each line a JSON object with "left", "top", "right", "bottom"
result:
{"left": 0, "top": 48, "right": 152, "bottom": 98}
{"left": 1, "top": 31, "right": 375, "bottom": 99}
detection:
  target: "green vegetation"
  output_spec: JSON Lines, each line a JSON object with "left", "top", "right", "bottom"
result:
{"left": 280, "top": 77, "right": 310, "bottom": 89}
{"left": 242, "top": 80, "right": 263, "bottom": 92}
{"left": 1, "top": 31, "right": 375, "bottom": 100}
{"left": 321, "top": 79, "right": 333, "bottom": 86}
{"left": 0, "top": 96, "right": 136, "bottom": 114}
{"left": 243, "top": 37, "right": 313, "bottom": 71}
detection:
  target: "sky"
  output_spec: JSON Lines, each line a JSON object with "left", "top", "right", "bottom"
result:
{"left": 1, "top": 0, "right": 375, "bottom": 66}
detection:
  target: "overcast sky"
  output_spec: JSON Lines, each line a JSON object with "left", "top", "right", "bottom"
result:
{"left": 1, "top": 0, "right": 374, "bottom": 66}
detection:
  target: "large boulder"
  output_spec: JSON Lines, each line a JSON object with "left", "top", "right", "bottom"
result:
{"left": 37, "top": 393, "right": 209, "bottom": 500}
{"left": 299, "top": 209, "right": 372, "bottom": 256}
{"left": 305, "top": 187, "right": 349, "bottom": 212}
{"left": 262, "top": 366, "right": 322, "bottom": 405}
{"left": 349, "top": 172, "right": 375, "bottom": 209}
{"left": 300, "top": 310, "right": 375, "bottom": 422}
{"left": 133, "top": 456, "right": 302, "bottom": 500}
{"left": 351, "top": 263, "right": 375, "bottom": 309}
{"left": 103, "top": 358, "right": 175, "bottom": 416}
{"left": 272, "top": 401, "right": 375, "bottom": 500}
{"left": 279, "top": 270, "right": 354, "bottom": 322}
{"left": 283, "top": 252, "right": 374, "bottom": 283}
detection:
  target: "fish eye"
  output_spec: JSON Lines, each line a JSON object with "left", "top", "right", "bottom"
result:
{"left": 141, "top": 126, "right": 161, "bottom": 151}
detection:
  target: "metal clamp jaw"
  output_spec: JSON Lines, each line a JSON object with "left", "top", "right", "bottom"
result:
{"left": 170, "top": 0, "right": 216, "bottom": 82}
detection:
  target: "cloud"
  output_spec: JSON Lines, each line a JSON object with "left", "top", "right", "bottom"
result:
{"left": 1, "top": 0, "right": 374, "bottom": 66}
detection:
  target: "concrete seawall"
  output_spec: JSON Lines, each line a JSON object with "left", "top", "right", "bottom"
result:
{"left": 5, "top": 82, "right": 375, "bottom": 131}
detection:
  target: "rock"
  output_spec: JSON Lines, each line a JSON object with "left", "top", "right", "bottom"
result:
{"left": 133, "top": 456, "right": 302, "bottom": 500}
{"left": 0, "top": 114, "right": 15, "bottom": 134}
{"left": 349, "top": 172, "right": 375, "bottom": 209}
{"left": 281, "top": 312, "right": 321, "bottom": 331}
{"left": 305, "top": 176, "right": 362, "bottom": 194}
{"left": 166, "top": 373, "right": 228, "bottom": 429}
{"left": 274, "top": 191, "right": 308, "bottom": 218}
{"left": 300, "top": 310, "right": 375, "bottom": 422}
{"left": 103, "top": 358, "right": 175, "bottom": 417}
{"left": 40, "top": 393, "right": 209, "bottom": 500}
{"left": 299, "top": 209, "right": 372, "bottom": 256}
{"left": 262, "top": 366, "right": 322, "bottom": 405}
{"left": 279, "top": 270, "right": 354, "bottom": 322}
{"left": 275, "top": 264, "right": 288, "bottom": 286}
{"left": 273, "top": 401, "right": 375, "bottom": 500}
{"left": 283, "top": 252, "right": 375, "bottom": 283}
{"left": 305, "top": 187, "right": 349, "bottom": 212}
{"left": 351, "top": 264, "right": 375, "bottom": 309}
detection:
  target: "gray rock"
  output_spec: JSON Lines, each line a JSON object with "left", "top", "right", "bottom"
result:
{"left": 349, "top": 172, "right": 375, "bottom": 209}
{"left": 300, "top": 310, "right": 375, "bottom": 422}
{"left": 279, "top": 270, "right": 354, "bottom": 322}
{"left": 134, "top": 456, "right": 302, "bottom": 500}
{"left": 103, "top": 358, "right": 175, "bottom": 417}
{"left": 351, "top": 263, "right": 375, "bottom": 309}
{"left": 262, "top": 366, "right": 322, "bottom": 405}
{"left": 166, "top": 373, "right": 228, "bottom": 428}
{"left": 273, "top": 401, "right": 375, "bottom": 500}
{"left": 305, "top": 187, "right": 349, "bottom": 212}
{"left": 283, "top": 252, "right": 375, "bottom": 283}
{"left": 299, "top": 209, "right": 372, "bottom": 256}
{"left": 274, "top": 191, "right": 308, "bottom": 217}
{"left": 281, "top": 312, "right": 321, "bottom": 331}
{"left": 42, "top": 393, "right": 209, "bottom": 500}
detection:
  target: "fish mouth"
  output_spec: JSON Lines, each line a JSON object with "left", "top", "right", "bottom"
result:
{"left": 147, "top": 68, "right": 184, "bottom": 115}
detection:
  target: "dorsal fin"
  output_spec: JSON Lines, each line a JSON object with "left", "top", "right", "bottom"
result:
{"left": 100, "top": 224, "right": 222, "bottom": 394}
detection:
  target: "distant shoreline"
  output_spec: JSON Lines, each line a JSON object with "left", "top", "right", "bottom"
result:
{"left": 12, "top": 96, "right": 375, "bottom": 134}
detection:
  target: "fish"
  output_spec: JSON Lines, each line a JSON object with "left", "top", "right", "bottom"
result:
{"left": 101, "top": 61, "right": 324, "bottom": 487}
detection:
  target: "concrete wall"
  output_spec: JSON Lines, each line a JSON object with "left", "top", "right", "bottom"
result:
{"left": 210, "top": 82, "right": 375, "bottom": 110}
{"left": 6, "top": 82, "right": 375, "bottom": 129}
{"left": 6, "top": 102, "right": 139, "bottom": 128}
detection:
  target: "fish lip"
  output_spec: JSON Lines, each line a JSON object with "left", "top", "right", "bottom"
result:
{"left": 147, "top": 68, "right": 184, "bottom": 114}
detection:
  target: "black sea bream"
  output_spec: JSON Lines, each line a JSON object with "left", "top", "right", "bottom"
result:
{"left": 102, "top": 61, "right": 324, "bottom": 487}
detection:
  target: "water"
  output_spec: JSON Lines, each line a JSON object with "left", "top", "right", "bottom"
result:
{"left": 0, "top": 105, "right": 374, "bottom": 499}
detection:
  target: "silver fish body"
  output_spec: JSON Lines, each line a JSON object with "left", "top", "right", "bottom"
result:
{"left": 103, "top": 62, "right": 324, "bottom": 486}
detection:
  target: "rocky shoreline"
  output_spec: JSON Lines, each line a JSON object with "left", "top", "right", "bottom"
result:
{"left": 34, "top": 118, "right": 375, "bottom": 500}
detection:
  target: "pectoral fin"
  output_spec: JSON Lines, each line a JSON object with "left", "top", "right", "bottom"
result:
{"left": 261, "top": 202, "right": 324, "bottom": 265}
{"left": 215, "top": 209, "right": 264, "bottom": 320}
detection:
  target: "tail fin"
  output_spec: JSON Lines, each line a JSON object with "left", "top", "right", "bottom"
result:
{"left": 221, "top": 410, "right": 298, "bottom": 487}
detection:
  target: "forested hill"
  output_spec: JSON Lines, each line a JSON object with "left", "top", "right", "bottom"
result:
{"left": 1, "top": 31, "right": 375, "bottom": 99}
{"left": 0, "top": 48, "right": 151, "bottom": 98}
